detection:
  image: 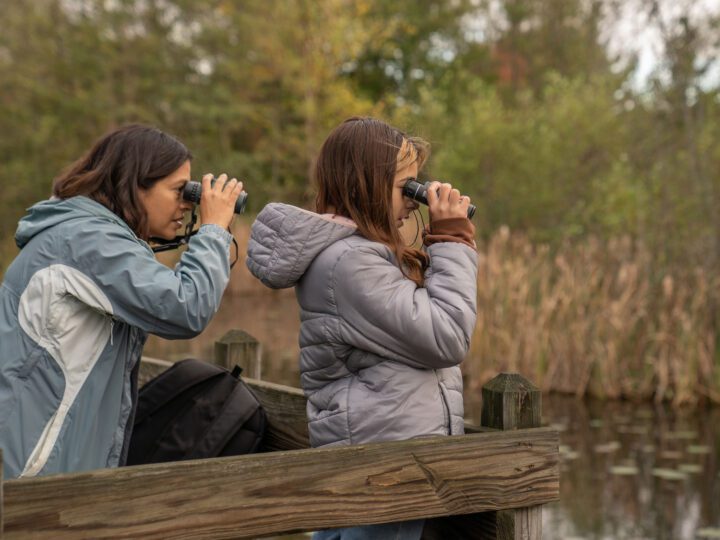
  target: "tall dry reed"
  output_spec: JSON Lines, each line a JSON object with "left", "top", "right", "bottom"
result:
{"left": 466, "top": 227, "right": 719, "bottom": 406}
{"left": 155, "top": 219, "right": 719, "bottom": 406}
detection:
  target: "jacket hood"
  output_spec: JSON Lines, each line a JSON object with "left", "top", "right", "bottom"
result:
{"left": 246, "top": 203, "right": 357, "bottom": 289}
{"left": 15, "top": 196, "right": 131, "bottom": 249}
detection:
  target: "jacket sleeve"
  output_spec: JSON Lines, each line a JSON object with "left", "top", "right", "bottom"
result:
{"left": 65, "top": 220, "right": 232, "bottom": 339}
{"left": 332, "top": 241, "right": 478, "bottom": 369}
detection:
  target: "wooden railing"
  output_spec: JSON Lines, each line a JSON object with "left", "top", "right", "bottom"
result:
{"left": 0, "top": 331, "right": 559, "bottom": 539}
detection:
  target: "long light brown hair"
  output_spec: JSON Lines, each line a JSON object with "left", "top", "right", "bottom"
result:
{"left": 52, "top": 124, "right": 192, "bottom": 240}
{"left": 315, "top": 117, "right": 430, "bottom": 285}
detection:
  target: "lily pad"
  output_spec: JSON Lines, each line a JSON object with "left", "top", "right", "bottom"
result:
{"left": 678, "top": 463, "right": 702, "bottom": 474}
{"left": 665, "top": 430, "right": 697, "bottom": 440}
{"left": 609, "top": 465, "right": 639, "bottom": 476}
{"left": 561, "top": 450, "right": 580, "bottom": 461}
{"left": 594, "top": 441, "right": 621, "bottom": 453}
{"left": 651, "top": 467, "right": 687, "bottom": 480}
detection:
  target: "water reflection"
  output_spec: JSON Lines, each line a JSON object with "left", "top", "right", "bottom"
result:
{"left": 145, "top": 292, "right": 720, "bottom": 539}
{"left": 534, "top": 395, "right": 720, "bottom": 539}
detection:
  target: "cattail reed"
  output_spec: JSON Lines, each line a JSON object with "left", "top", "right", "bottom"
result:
{"left": 467, "top": 227, "right": 719, "bottom": 406}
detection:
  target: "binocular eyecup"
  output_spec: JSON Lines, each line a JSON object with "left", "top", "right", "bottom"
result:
{"left": 182, "top": 179, "right": 247, "bottom": 214}
{"left": 402, "top": 180, "right": 475, "bottom": 219}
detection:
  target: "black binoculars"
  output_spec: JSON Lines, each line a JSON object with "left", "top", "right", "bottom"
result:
{"left": 182, "top": 179, "right": 248, "bottom": 214}
{"left": 403, "top": 180, "right": 476, "bottom": 219}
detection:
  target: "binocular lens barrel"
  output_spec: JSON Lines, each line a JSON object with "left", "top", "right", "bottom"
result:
{"left": 182, "top": 180, "right": 247, "bottom": 214}
{"left": 403, "top": 180, "right": 475, "bottom": 219}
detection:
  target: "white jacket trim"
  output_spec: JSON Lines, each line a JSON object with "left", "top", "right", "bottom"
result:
{"left": 18, "top": 264, "right": 113, "bottom": 477}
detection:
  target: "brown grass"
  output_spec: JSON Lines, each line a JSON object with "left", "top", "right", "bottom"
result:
{"left": 466, "top": 227, "right": 719, "bottom": 406}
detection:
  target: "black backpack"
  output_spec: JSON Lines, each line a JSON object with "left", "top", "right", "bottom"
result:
{"left": 127, "top": 358, "right": 267, "bottom": 465}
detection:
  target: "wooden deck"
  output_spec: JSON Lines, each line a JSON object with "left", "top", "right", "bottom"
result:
{"left": 0, "top": 336, "right": 559, "bottom": 539}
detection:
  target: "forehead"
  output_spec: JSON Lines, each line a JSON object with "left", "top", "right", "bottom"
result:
{"left": 396, "top": 139, "right": 417, "bottom": 171}
{"left": 161, "top": 160, "right": 191, "bottom": 184}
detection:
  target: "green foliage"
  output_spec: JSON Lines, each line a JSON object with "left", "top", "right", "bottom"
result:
{"left": 0, "top": 0, "right": 719, "bottom": 278}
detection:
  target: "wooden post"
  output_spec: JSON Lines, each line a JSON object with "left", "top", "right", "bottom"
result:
{"left": 481, "top": 373, "right": 543, "bottom": 540}
{"left": 214, "top": 329, "right": 262, "bottom": 379}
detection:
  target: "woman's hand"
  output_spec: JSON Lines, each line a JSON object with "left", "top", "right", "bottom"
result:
{"left": 426, "top": 181, "right": 471, "bottom": 222}
{"left": 199, "top": 173, "right": 244, "bottom": 230}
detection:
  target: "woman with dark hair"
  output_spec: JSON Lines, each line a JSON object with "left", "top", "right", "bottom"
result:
{"left": 246, "top": 117, "right": 478, "bottom": 540}
{"left": 0, "top": 124, "right": 243, "bottom": 479}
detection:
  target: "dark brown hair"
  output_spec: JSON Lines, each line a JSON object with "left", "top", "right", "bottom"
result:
{"left": 52, "top": 124, "right": 192, "bottom": 239}
{"left": 315, "top": 117, "right": 430, "bottom": 285}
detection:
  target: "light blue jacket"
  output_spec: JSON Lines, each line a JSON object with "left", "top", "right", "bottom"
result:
{"left": 0, "top": 196, "right": 231, "bottom": 478}
{"left": 247, "top": 204, "right": 478, "bottom": 448}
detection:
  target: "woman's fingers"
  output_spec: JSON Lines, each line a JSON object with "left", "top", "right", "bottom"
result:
{"left": 198, "top": 172, "right": 244, "bottom": 229}
{"left": 427, "top": 180, "right": 470, "bottom": 222}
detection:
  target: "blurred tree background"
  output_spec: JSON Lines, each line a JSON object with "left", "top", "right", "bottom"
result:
{"left": 2, "top": 0, "right": 718, "bottom": 267}
{"left": 2, "top": 0, "right": 720, "bottom": 402}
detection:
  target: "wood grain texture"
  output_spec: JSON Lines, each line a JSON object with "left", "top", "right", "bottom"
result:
{"left": 481, "top": 373, "right": 541, "bottom": 431}
{"left": 3, "top": 429, "right": 559, "bottom": 539}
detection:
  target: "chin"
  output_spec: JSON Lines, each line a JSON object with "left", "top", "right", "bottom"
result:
{"left": 154, "top": 230, "right": 176, "bottom": 241}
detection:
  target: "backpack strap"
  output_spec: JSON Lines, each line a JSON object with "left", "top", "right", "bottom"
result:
{"left": 134, "top": 359, "right": 224, "bottom": 424}
{"left": 184, "top": 379, "right": 262, "bottom": 459}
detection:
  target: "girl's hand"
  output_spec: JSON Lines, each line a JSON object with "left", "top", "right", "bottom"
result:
{"left": 426, "top": 181, "right": 471, "bottom": 222}
{"left": 199, "top": 173, "right": 244, "bottom": 230}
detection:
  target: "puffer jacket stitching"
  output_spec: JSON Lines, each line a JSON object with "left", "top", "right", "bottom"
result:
{"left": 326, "top": 239, "right": 364, "bottom": 445}
{"left": 346, "top": 374, "right": 354, "bottom": 445}
{"left": 434, "top": 371, "right": 451, "bottom": 434}
{"left": 284, "top": 213, "right": 330, "bottom": 286}
{"left": 257, "top": 208, "right": 283, "bottom": 283}
{"left": 332, "top": 242, "right": 404, "bottom": 361}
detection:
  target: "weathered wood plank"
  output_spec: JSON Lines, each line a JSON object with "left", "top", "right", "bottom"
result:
{"left": 3, "top": 428, "right": 559, "bottom": 540}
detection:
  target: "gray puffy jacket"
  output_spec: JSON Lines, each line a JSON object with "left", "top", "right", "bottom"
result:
{"left": 247, "top": 203, "right": 478, "bottom": 447}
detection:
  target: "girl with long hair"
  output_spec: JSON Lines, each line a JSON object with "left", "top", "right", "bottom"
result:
{"left": 247, "top": 117, "right": 478, "bottom": 540}
{"left": 0, "top": 124, "right": 243, "bottom": 479}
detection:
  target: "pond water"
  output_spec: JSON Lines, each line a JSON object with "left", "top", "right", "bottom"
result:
{"left": 144, "top": 290, "right": 720, "bottom": 539}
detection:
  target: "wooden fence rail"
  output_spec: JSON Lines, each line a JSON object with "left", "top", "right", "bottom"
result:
{"left": 0, "top": 331, "right": 560, "bottom": 539}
